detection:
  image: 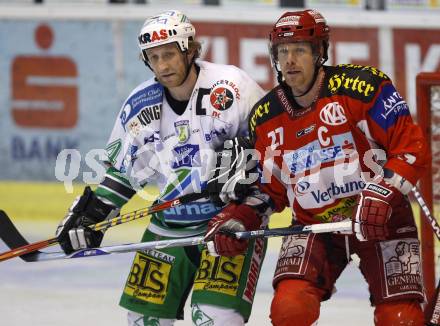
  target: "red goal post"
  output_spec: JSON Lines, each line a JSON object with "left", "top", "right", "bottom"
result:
{"left": 416, "top": 72, "right": 440, "bottom": 303}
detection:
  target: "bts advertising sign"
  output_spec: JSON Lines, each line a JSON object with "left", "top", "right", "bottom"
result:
{"left": 0, "top": 16, "right": 439, "bottom": 180}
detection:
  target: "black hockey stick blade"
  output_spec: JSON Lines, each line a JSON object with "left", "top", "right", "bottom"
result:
{"left": 0, "top": 210, "right": 42, "bottom": 262}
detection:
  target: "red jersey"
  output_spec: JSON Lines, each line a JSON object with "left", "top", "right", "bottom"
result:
{"left": 249, "top": 64, "right": 429, "bottom": 225}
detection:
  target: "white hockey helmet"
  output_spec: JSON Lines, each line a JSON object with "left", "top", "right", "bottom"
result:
{"left": 138, "top": 10, "right": 196, "bottom": 62}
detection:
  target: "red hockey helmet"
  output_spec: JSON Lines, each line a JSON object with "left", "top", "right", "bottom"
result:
{"left": 269, "top": 9, "right": 330, "bottom": 67}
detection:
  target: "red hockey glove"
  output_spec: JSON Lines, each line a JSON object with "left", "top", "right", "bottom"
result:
{"left": 353, "top": 179, "right": 403, "bottom": 241}
{"left": 204, "top": 203, "right": 261, "bottom": 257}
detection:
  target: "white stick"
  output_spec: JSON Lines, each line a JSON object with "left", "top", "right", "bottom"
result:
{"left": 233, "top": 220, "right": 352, "bottom": 239}
{"left": 20, "top": 221, "right": 352, "bottom": 262}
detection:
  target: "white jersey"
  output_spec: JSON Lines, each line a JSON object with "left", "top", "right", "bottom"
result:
{"left": 105, "top": 60, "right": 265, "bottom": 236}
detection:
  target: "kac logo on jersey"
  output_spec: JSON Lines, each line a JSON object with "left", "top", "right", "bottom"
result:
{"left": 172, "top": 144, "right": 200, "bottom": 169}
{"left": 210, "top": 87, "right": 234, "bottom": 111}
{"left": 319, "top": 102, "right": 347, "bottom": 126}
{"left": 174, "top": 120, "right": 190, "bottom": 144}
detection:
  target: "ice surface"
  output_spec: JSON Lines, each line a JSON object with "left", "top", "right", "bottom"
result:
{"left": 0, "top": 223, "right": 374, "bottom": 326}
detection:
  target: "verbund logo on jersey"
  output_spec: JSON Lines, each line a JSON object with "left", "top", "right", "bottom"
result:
{"left": 310, "top": 180, "right": 365, "bottom": 204}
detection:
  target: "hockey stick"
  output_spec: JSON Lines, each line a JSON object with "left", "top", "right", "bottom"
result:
{"left": 4, "top": 221, "right": 352, "bottom": 262}
{"left": 412, "top": 187, "right": 440, "bottom": 239}
{"left": 233, "top": 220, "right": 352, "bottom": 239}
{"left": 0, "top": 191, "right": 208, "bottom": 262}
{"left": 411, "top": 187, "right": 440, "bottom": 325}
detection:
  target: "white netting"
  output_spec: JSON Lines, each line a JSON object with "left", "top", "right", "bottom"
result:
{"left": 431, "top": 85, "right": 440, "bottom": 202}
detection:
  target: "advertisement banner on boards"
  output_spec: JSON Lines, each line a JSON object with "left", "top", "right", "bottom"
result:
{"left": 1, "top": 18, "right": 440, "bottom": 181}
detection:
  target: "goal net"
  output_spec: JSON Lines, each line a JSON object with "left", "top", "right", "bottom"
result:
{"left": 416, "top": 72, "right": 440, "bottom": 303}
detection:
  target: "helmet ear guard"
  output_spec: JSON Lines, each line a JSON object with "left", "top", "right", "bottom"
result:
{"left": 311, "top": 39, "right": 329, "bottom": 66}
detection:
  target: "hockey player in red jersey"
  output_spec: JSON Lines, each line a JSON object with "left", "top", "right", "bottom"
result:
{"left": 204, "top": 9, "right": 430, "bottom": 325}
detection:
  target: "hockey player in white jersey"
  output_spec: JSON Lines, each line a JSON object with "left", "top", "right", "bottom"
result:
{"left": 55, "top": 10, "right": 267, "bottom": 326}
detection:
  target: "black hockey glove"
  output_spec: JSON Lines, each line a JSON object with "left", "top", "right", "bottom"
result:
{"left": 55, "top": 186, "right": 119, "bottom": 254}
{"left": 207, "top": 137, "right": 259, "bottom": 207}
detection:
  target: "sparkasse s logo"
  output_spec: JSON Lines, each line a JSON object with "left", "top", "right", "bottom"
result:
{"left": 294, "top": 181, "right": 311, "bottom": 196}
